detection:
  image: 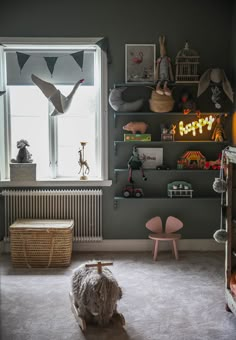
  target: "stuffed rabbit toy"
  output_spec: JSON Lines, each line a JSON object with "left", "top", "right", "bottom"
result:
{"left": 154, "top": 35, "right": 174, "bottom": 96}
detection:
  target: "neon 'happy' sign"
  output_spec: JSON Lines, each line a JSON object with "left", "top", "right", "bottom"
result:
{"left": 179, "top": 115, "right": 215, "bottom": 137}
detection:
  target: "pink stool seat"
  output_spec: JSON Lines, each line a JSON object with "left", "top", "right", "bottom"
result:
{"left": 149, "top": 233, "right": 181, "bottom": 241}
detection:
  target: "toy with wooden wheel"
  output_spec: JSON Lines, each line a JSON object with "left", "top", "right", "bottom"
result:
{"left": 69, "top": 291, "right": 87, "bottom": 331}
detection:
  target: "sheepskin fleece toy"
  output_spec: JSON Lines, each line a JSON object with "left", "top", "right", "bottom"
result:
{"left": 71, "top": 264, "right": 122, "bottom": 326}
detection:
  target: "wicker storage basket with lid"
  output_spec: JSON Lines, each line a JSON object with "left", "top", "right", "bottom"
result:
{"left": 10, "top": 219, "right": 74, "bottom": 268}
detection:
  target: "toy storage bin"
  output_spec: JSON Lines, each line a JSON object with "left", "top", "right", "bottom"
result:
{"left": 10, "top": 219, "right": 74, "bottom": 268}
{"left": 10, "top": 163, "right": 36, "bottom": 181}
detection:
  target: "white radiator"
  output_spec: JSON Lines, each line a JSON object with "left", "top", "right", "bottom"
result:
{"left": 2, "top": 189, "right": 103, "bottom": 242}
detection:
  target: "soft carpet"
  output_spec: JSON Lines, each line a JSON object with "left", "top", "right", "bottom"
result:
{"left": 1, "top": 251, "right": 236, "bottom": 340}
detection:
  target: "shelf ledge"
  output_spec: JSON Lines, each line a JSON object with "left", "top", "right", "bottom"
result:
{"left": 0, "top": 179, "right": 112, "bottom": 188}
{"left": 114, "top": 196, "right": 220, "bottom": 200}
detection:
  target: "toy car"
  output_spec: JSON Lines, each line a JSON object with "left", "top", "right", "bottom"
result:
{"left": 122, "top": 185, "right": 144, "bottom": 198}
{"left": 204, "top": 157, "right": 221, "bottom": 170}
{"left": 156, "top": 164, "right": 170, "bottom": 170}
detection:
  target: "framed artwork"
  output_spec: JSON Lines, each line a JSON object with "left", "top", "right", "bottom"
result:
{"left": 137, "top": 147, "right": 163, "bottom": 169}
{"left": 125, "top": 44, "right": 156, "bottom": 83}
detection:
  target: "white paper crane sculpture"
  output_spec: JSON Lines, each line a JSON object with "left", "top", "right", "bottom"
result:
{"left": 31, "top": 74, "right": 84, "bottom": 116}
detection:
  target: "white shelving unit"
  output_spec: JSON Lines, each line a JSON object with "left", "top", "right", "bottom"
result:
{"left": 225, "top": 147, "right": 236, "bottom": 314}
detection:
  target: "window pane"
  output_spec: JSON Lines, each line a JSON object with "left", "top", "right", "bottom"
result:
{"left": 2, "top": 44, "right": 107, "bottom": 182}
{"left": 57, "top": 86, "right": 97, "bottom": 178}
{"left": 10, "top": 86, "right": 48, "bottom": 116}
{"left": 9, "top": 86, "right": 50, "bottom": 178}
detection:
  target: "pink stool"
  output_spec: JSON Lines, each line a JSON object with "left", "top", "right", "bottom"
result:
{"left": 145, "top": 216, "right": 183, "bottom": 260}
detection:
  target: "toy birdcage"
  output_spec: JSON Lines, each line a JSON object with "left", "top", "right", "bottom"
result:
{"left": 175, "top": 42, "right": 200, "bottom": 83}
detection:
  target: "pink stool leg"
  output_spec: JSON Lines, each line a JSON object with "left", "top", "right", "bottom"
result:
{"left": 153, "top": 240, "right": 159, "bottom": 261}
{"left": 152, "top": 241, "right": 155, "bottom": 255}
{"left": 172, "top": 240, "right": 179, "bottom": 260}
{"left": 171, "top": 242, "right": 174, "bottom": 256}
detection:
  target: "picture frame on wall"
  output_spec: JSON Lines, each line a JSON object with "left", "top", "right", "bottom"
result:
{"left": 137, "top": 147, "right": 163, "bottom": 169}
{"left": 125, "top": 44, "right": 156, "bottom": 83}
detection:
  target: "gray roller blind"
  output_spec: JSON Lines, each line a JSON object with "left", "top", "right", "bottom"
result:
{"left": 6, "top": 49, "right": 94, "bottom": 85}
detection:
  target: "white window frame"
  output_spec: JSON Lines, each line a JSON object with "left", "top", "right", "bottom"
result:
{"left": 0, "top": 37, "right": 111, "bottom": 187}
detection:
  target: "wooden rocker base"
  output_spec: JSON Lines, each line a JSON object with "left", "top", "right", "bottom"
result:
{"left": 112, "top": 312, "right": 126, "bottom": 326}
{"left": 69, "top": 292, "right": 125, "bottom": 331}
{"left": 69, "top": 292, "right": 86, "bottom": 331}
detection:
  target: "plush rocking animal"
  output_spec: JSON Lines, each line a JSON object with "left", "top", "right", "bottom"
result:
{"left": 70, "top": 261, "right": 125, "bottom": 331}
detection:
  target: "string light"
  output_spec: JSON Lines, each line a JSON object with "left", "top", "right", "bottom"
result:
{"left": 179, "top": 115, "right": 215, "bottom": 136}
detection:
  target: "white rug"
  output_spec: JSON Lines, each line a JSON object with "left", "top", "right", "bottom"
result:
{"left": 1, "top": 251, "right": 236, "bottom": 340}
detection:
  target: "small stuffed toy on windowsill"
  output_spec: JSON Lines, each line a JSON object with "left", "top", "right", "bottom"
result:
{"left": 11, "top": 139, "right": 33, "bottom": 163}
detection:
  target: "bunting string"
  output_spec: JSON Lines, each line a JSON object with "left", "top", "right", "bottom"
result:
{"left": 96, "top": 37, "right": 112, "bottom": 64}
{"left": 15, "top": 38, "right": 111, "bottom": 75}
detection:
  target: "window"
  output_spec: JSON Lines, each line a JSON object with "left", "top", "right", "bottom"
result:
{"left": 0, "top": 38, "right": 109, "bottom": 183}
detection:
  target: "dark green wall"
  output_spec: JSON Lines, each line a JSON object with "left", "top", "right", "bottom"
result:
{"left": 1, "top": 0, "right": 234, "bottom": 81}
{"left": 0, "top": 0, "right": 234, "bottom": 240}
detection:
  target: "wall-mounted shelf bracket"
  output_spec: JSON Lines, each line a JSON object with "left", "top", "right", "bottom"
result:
{"left": 114, "top": 141, "right": 117, "bottom": 155}
{"left": 114, "top": 112, "right": 117, "bottom": 128}
{"left": 114, "top": 169, "right": 118, "bottom": 183}
{"left": 114, "top": 198, "right": 118, "bottom": 209}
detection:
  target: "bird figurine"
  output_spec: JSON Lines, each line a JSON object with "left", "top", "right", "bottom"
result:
{"left": 31, "top": 74, "right": 84, "bottom": 116}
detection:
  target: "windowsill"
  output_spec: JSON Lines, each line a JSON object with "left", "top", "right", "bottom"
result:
{"left": 0, "top": 178, "right": 112, "bottom": 188}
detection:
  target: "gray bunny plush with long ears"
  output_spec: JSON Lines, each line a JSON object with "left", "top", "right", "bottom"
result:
{"left": 197, "top": 68, "right": 234, "bottom": 105}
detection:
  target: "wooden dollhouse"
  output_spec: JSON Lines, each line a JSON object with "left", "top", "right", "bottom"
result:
{"left": 177, "top": 151, "right": 206, "bottom": 169}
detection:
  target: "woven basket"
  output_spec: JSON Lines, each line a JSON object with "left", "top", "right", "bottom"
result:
{"left": 149, "top": 90, "right": 174, "bottom": 113}
{"left": 10, "top": 219, "right": 74, "bottom": 268}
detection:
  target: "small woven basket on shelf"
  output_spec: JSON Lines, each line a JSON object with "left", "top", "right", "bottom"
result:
{"left": 149, "top": 91, "right": 174, "bottom": 113}
{"left": 10, "top": 219, "right": 74, "bottom": 268}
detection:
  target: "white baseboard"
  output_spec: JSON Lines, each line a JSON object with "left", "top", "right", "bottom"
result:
{"left": 0, "top": 239, "right": 224, "bottom": 254}
{"left": 73, "top": 239, "right": 224, "bottom": 252}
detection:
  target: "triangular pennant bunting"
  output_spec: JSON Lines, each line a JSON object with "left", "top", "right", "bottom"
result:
{"left": 16, "top": 52, "right": 30, "bottom": 71}
{"left": 96, "top": 37, "right": 112, "bottom": 64}
{"left": 70, "top": 51, "right": 84, "bottom": 71}
{"left": 44, "top": 56, "right": 58, "bottom": 76}
{"left": 15, "top": 50, "right": 87, "bottom": 76}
